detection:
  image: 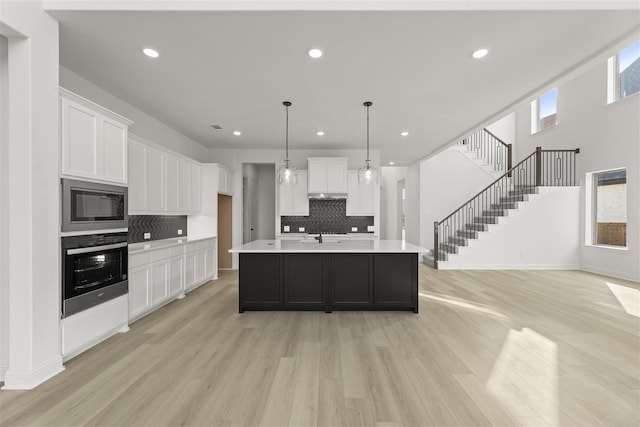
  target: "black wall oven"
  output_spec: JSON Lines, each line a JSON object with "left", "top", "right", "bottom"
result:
{"left": 61, "top": 232, "right": 128, "bottom": 318}
{"left": 62, "top": 178, "right": 128, "bottom": 232}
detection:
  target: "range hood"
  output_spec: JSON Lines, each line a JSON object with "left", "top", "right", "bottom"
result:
{"left": 307, "top": 193, "right": 347, "bottom": 199}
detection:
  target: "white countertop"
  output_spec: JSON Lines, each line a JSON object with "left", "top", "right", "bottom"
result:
{"left": 229, "top": 239, "right": 428, "bottom": 254}
{"left": 129, "top": 235, "right": 216, "bottom": 254}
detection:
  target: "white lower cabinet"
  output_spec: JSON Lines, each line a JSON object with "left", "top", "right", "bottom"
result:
{"left": 129, "top": 238, "right": 217, "bottom": 322}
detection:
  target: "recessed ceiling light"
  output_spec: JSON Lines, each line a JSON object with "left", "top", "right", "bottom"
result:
{"left": 233, "top": 131, "right": 241, "bottom": 136}
{"left": 317, "top": 131, "right": 325, "bottom": 136}
{"left": 472, "top": 48, "right": 489, "bottom": 59}
{"left": 389, "top": 162, "right": 395, "bottom": 165}
{"left": 400, "top": 131, "right": 409, "bottom": 136}
{"left": 308, "top": 48, "right": 323, "bottom": 59}
{"left": 142, "top": 47, "right": 159, "bottom": 58}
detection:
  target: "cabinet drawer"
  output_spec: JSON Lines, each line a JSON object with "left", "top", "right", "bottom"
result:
{"left": 197, "top": 239, "right": 214, "bottom": 250}
{"left": 151, "top": 248, "right": 171, "bottom": 262}
{"left": 129, "top": 252, "right": 152, "bottom": 268}
{"left": 170, "top": 245, "right": 185, "bottom": 257}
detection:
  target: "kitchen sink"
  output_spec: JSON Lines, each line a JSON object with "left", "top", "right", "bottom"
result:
{"left": 298, "top": 240, "right": 341, "bottom": 244}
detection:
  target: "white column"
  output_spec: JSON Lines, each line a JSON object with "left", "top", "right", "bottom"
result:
{"left": 0, "top": 1, "right": 64, "bottom": 389}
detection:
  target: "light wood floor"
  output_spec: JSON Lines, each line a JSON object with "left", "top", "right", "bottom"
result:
{"left": 1, "top": 266, "right": 638, "bottom": 427}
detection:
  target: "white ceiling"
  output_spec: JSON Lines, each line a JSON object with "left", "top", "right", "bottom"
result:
{"left": 50, "top": 4, "right": 640, "bottom": 165}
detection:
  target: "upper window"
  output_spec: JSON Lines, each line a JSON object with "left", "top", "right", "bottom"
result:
{"left": 592, "top": 168, "right": 627, "bottom": 247}
{"left": 531, "top": 88, "right": 558, "bottom": 134}
{"left": 607, "top": 40, "right": 640, "bottom": 104}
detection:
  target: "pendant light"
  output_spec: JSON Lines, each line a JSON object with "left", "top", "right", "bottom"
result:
{"left": 358, "top": 101, "right": 377, "bottom": 184}
{"left": 278, "top": 101, "right": 298, "bottom": 185}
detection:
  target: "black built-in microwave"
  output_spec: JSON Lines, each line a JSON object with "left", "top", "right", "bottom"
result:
{"left": 61, "top": 178, "right": 128, "bottom": 232}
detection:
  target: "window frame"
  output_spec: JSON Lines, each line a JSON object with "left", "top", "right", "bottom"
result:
{"left": 607, "top": 40, "right": 640, "bottom": 104}
{"left": 588, "top": 167, "right": 628, "bottom": 249}
{"left": 530, "top": 88, "right": 558, "bottom": 134}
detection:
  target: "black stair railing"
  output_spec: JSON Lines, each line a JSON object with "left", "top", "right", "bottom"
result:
{"left": 458, "top": 128, "right": 513, "bottom": 175}
{"left": 433, "top": 146, "right": 579, "bottom": 268}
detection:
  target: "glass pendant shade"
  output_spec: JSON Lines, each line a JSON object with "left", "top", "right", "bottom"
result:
{"left": 280, "top": 101, "right": 298, "bottom": 185}
{"left": 359, "top": 101, "right": 377, "bottom": 184}
{"left": 278, "top": 160, "right": 298, "bottom": 185}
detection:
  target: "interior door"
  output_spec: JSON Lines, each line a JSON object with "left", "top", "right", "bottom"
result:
{"left": 218, "top": 194, "right": 233, "bottom": 269}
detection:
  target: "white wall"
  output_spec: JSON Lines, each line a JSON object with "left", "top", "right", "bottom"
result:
{"left": 486, "top": 112, "right": 516, "bottom": 146}
{"left": 0, "top": 34, "right": 8, "bottom": 381}
{"left": 419, "top": 148, "right": 496, "bottom": 250}
{"left": 440, "top": 187, "right": 580, "bottom": 269}
{"left": 404, "top": 161, "right": 421, "bottom": 246}
{"left": 380, "top": 166, "right": 407, "bottom": 240}
{"left": 514, "top": 34, "right": 640, "bottom": 281}
{"left": 0, "top": 1, "right": 65, "bottom": 388}
{"left": 60, "top": 66, "right": 210, "bottom": 162}
{"left": 256, "top": 164, "right": 276, "bottom": 240}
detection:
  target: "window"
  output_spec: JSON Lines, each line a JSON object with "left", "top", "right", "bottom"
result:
{"left": 592, "top": 168, "right": 627, "bottom": 247}
{"left": 531, "top": 88, "right": 557, "bottom": 134}
{"left": 607, "top": 40, "right": 640, "bottom": 104}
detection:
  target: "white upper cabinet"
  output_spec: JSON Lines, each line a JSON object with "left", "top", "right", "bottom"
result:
{"left": 217, "top": 165, "right": 234, "bottom": 195}
{"left": 346, "top": 170, "right": 377, "bottom": 216}
{"left": 279, "top": 170, "right": 309, "bottom": 216}
{"left": 60, "top": 88, "right": 132, "bottom": 185}
{"left": 128, "top": 135, "right": 201, "bottom": 215}
{"left": 307, "top": 157, "right": 348, "bottom": 194}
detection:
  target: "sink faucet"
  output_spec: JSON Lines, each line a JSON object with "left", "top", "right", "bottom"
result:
{"left": 315, "top": 219, "right": 323, "bottom": 243}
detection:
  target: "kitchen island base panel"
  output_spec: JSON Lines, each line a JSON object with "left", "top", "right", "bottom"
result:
{"left": 238, "top": 253, "right": 418, "bottom": 312}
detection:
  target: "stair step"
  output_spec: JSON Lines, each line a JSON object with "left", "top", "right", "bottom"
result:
{"left": 473, "top": 216, "right": 500, "bottom": 224}
{"left": 447, "top": 236, "right": 467, "bottom": 246}
{"left": 456, "top": 230, "right": 478, "bottom": 239}
{"left": 481, "top": 209, "right": 508, "bottom": 217}
{"left": 500, "top": 195, "right": 526, "bottom": 203}
{"left": 491, "top": 202, "right": 517, "bottom": 210}
{"left": 465, "top": 223, "right": 489, "bottom": 231}
{"left": 509, "top": 187, "right": 536, "bottom": 196}
{"left": 439, "top": 243, "right": 459, "bottom": 254}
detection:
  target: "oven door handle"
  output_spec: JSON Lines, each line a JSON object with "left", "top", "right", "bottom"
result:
{"left": 67, "top": 242, "right": 127, "bottom": 255}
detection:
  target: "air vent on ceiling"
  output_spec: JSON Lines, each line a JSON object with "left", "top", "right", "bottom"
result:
{"left": 210, "top": 124, "right": 223, "bottom": 130}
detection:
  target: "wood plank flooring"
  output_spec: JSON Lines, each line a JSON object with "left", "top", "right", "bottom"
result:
{"left": 1, "top": 266, "right": 638, "bottom": 426}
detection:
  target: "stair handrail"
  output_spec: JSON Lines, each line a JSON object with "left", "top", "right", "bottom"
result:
{"left": 458, "top": 128, "right": 513, "bottom": 175}
{"left": 433, "top": 147, "right": 579, "bottom": 268}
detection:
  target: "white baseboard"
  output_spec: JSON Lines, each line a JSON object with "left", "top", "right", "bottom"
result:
{"left": 443, "top": 263, "right": 579, "bottom": 270}
{"left": 580, "top": 266, "right": 640, "bottom": 282}
{"left": 62, "top": 322, "right": 128, "bottom": 362}
{"left": 1, "top": 356, "right": 65, "bottom": 390}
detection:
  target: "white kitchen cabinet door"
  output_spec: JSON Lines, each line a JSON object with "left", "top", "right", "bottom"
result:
{"left": 61, "top": 98, "right": 98, "bottom": 179}
{"left": 169, "top": 255, "right": 184, "bottom": 297}
{"left": 307, "top": 158, "right": 327, "bottom": 193}
{"left": 190, "top": 163, "right": 202, "bottom": 213}
{"left": 128, "top": 140, "right": 146, "bottom": 212}
{"left": 101, "top": 117, "right": 128, "bottom": 184}
{"left": 165, "top": 155, "right": 179, "bottom": 212}
{"left": 195, "top": 249, "right": 207, "bottom": 284}
{"left": 279, "top": 171, "right": 309, "bottom": 216}
{"left": 326, "top": 159, "right": 348, "bottom": 193}
{"left": 60, "top": 89, "right": 131, "bottom": 185}
{"left": 184, "top": 250, "right": 197, "bottom": 291}
{"left": 151, "top": 259, "right": 170, "bottom": 306}
{"left": 205, "top": 241, "right": 216, "bottom": 279}
{"left": 128, "top": 265, "right": 151, "bottom": 320}
{"left": 178, "top": 158, "right": 191, "bottom": 212}
{"left": 217, "top": 165, "right": 234, "bottom": 195}
{"left": 145, "top": 147, "right": 165, "bottom": 211}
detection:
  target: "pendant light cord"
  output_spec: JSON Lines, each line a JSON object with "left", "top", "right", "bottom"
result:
{"left": 283, "top": 101, "right": 292, "bottom": 166}
{"left": 366, "top": 104, "right": 370, "bottom": 163}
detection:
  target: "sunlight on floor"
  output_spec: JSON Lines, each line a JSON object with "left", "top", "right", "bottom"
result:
{"left": 418, "top": 292, "right": 508, "bottom": 319}
{"left": 486, "top": 328, "right": 559, "bottom": 425}
{"left": 606, "top": 281, "right": 640, "bottom": 318}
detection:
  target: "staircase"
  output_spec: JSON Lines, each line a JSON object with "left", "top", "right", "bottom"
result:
{"left": 431, "top": 147, "right": 580, "bottom": 269}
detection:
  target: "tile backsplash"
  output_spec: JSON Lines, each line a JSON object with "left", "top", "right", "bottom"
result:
{"left": 281, "top": 199, "right": 373, "bottom": 234}
{"left": 128, "top": 215, "right": 188, "bottom": 243}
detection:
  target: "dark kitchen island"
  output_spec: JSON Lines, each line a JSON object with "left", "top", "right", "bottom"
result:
{"left": 229, "top": 239, "right": 428, "bottom": 313}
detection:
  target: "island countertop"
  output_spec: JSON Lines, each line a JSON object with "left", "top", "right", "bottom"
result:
{"left": 229, "top": 239, "right": 428, "bottom": 254}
